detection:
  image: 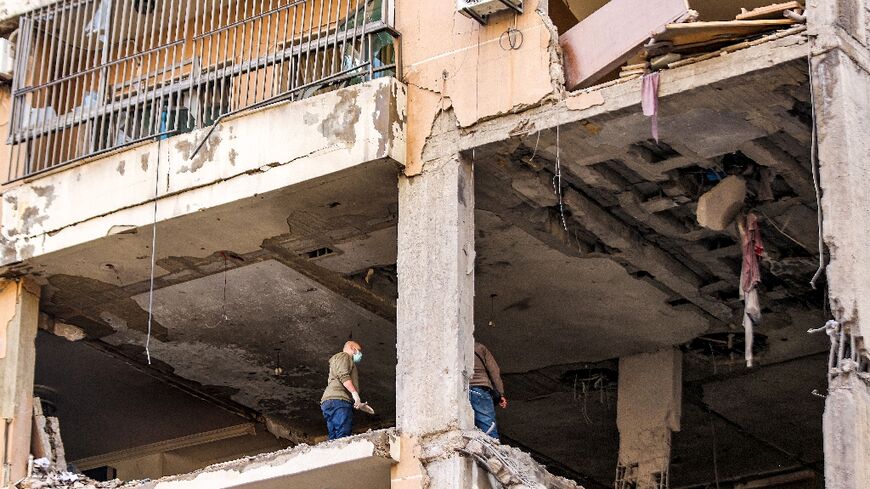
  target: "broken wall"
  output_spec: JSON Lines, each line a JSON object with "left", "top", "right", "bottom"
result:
{"left": 396, "top": 0, "right": 562, "bottom": 175}
{"left": 0, "top": 278, "right": 40, "bottom": 484}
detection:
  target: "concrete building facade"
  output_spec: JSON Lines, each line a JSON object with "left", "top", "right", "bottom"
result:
{"left": 0, "top": 0, "right": 866, "bottom": 488}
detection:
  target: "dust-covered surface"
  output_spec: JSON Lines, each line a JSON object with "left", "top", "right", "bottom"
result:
{"left": 457, "top": 431, "right": 584, "bottom": 489}
{"left": 18, "top": 430, "right": 394, "bottom": 489}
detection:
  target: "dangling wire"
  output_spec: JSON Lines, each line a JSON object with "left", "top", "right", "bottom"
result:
{"left": 553, "top": 125, "right": 568, "bottom": 230}
{"left": 488, "top": 293, "right": 497, "bottom": 327}
{"left": 710, "top": 417, "right": 721, "bottom": 489}
{"left": 221, "top": 251, "right": 229, "bottom": 322}
{"left": 499, "top": 13, "right": 524, "bottom": 51}
{"left": 808, "top": 54, "right": 825, "bottom": 290}
{"left": 145, "top": 139, "right": 162, "bottom": 365}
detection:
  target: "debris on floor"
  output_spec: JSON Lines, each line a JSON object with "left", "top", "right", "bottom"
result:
{"left": 458, "top": 431, "right": 584, "bottom": 489}
{"left": 562, "top": 1, "right": 808, "bottom": 89}
{"left": 620, "top": 2, "right": 807, "bottom": 78}
{"left": 17, "top": 461, "right": 126, "bottom": 489}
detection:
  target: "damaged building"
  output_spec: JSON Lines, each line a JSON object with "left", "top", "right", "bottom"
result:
{"left": 0, "top": 0, "right": 866, "bottom": 487}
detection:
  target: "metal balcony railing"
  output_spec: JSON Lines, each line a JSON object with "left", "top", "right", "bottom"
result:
{"left": 5, "top": 0, "right": 399, "bottom": 182}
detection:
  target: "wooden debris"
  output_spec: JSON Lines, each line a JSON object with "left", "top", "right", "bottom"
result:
{"left": 643, "top": 41, "right": 675, "bottom": 58}
{"left": 665, "top": 24, "right": 807, "bottom": 69}
{"left": 559, "top": 0, "right": 691, "bottom": 89}
{"left": 653, "top": 19, "right": 796, "bottom": 50}
{"left": 623, "top": 62, "right": 650, "bottom": 71}
{"left": 650, "top": 53, "right": 681, "bottom": 70}
{"left": 620, "top": 68, "right": 648, "bottom": 78}
{"left": 736, "top": 2, "right": 803, "bottom": 20}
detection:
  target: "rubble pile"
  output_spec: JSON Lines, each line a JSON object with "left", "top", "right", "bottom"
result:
{"left": 459, "top": 432, "right": 583, "bottom": 489}
{"left": 16, "top": 459, "right": 135, "bottom": 489}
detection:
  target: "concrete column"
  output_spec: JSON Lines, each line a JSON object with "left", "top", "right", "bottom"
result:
{"left": 615, "top": 349, "right": 682, "bottom": 489}
{"left": 395, "top": 153, "right": 476, "bottom": 489}
{"left": 808, "top": 2, "right": 870, "bottom": 488}
{"left": 824, "top": 374, "right": 870, "bottom": 488}
{"left": 0, "top": 278, "right": 41, "bottom": 485}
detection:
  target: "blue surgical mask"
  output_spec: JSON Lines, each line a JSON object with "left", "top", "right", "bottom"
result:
{"left": 352, "top": 351, "right": 363, "bottom": 364}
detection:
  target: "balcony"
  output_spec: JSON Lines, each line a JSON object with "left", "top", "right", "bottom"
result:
{"left": 4, "top": 0, "right": 399, "bottom": 183}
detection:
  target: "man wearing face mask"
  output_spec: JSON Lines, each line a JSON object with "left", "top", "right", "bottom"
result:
{"left": 321, "top": 340, "right": 366, "bottom": 440}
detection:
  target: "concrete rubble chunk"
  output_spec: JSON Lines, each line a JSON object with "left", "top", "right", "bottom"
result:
{"left": 457, "top": 431, "right": 584, "bottom": 489}
{"left": 696, "top": 176, "right": 747, "bottom": 231}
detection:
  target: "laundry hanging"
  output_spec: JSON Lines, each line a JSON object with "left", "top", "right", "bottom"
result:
{"left": 738, "top": 212, "right": 764, "bottom": 367}
{"left": 642, "top": 72, "right": 661, "bottom": 142}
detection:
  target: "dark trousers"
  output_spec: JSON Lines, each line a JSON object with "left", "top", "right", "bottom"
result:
{"left": 469, "top": 386, "right": 499, "bottom": 439}
{"left": 321, "top": 399, "right": 353, "bottom": 440}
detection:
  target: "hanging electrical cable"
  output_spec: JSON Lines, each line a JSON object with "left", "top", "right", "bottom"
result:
{"left": 808, "top": 54, "right": 826, "bottom": 290}
{"left": 488, "top": 293, "right": 497, "bottom": 327}
{"left": 553, "top": 125, "right": 567, "bottom": 230}
{"left": 144, "top": 138, "right": 162, "bottom": 365}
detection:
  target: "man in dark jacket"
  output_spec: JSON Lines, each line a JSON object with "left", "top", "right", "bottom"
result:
{"left": 470, "top": 341, "right": 508, "bottom": 439}
{"left": 321, "top": 340, "right": 364, "bottom": 440}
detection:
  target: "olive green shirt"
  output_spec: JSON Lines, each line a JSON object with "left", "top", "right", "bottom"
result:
{"left": 321, "top": 352, "right": 359, "bottom": 404}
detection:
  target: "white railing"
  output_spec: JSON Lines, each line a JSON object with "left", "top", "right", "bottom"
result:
{"left": 6, "top": 0, "right": 398, "bottom": 182}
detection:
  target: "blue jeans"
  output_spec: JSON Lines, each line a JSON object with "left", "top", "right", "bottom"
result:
{"left": 321, "top": 399, "right": 353, "bottom": 440}
{"left": 469, "top": 386, "right": 499, "bottom": 439}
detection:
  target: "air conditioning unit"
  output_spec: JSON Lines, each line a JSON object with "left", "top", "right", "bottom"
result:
{"left": 457, "top": 0, "right": 522, "bottom": 24}
{"left": 0, "top": 38, "right": 13, "bottom": 81}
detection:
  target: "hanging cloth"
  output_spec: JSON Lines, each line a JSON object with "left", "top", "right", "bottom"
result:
{"left": 738, "top": 213, "right": 764, "bottom": 367}
{"left": 642, "top": 72, "right": 661, "bottom": 142}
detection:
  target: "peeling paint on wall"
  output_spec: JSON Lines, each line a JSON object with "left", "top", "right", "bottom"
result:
{"left": 397, "top": 0, "right": 563, "bottom": 175}
{"left": 319, "top": 90, "right": 361, "bottom": 145}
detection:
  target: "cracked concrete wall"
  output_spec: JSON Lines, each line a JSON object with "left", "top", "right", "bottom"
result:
{"left": 0, "top": 277, "right": 40, "bottom": 484}
{"left": 808, "top": 0, "right": 870, "bottom": 340}
{"left": 396, "top": 150, "right": 477, "bottom": 488}
{"left": 0, "top": 77, "right": 406, "bottom": 268}
{"left": 808, "top": 1, "right": 870, "bottom": 488}
{"left": 823, "top": 374, "right": 870, "bottom": 489}
{"left": 397, "top": 0, "right": 563, "bottom": 175}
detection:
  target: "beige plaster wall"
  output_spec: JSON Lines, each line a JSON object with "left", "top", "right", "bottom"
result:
{"left": 396, "top": 0, "right": 562, "bottom": 175}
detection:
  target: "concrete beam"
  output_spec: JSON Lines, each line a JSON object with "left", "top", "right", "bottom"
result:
{"left": 563, "top": 187, "right": 733, "bottom": 321}
{"left": 0, "top": 277, "right": 40, "bottom": 485}
{"left": 823, "top": 374, "right": 870, "bottom": 489}
{"left": 808, "top": 1, "right": 870, "bottom": 487}
{"left": 396, "top": 153, "right": 476, "bottom": 489}
{"left": 72, "top": 424, "right": 258, "bottom": 471}
{"left": 262, "top": 239, "right": 396, "bottom": 322}
{"left": 739, "top": 139, "right": 817, "bottom": 204}
{"left": 424, "top": 34, "right": 809, "bottom": 163}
